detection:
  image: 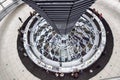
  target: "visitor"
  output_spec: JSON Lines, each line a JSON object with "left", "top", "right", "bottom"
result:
{"left": 60, "top": 73, "right": 64, "bottom": 77}
{"left": 18, "top": 28, "right": 22, "bottom": 35}
{"left": 89, "top": 69, "right": 93, "bottom": 73}
{"left": 46, "top": 70, "right": 49, "bottom": 74}
{"left": 74, "top": 72, "right": 79, "bottom": 78}
{"left": 92, "top": 8, "right": 96, "bottom": 12}
{"left": 30, "top": 12, "right": 33, "bottom": 16}
{"left": 55, "top": 73, "right": 59, "bottom": 77}
{"left": 99, "top": 13, "right": 103, "bottom": 20}
{"left": 18, "top": 17, "right": 23, "bottom": 23}
{"left": 71, "top": 72, "right": 74, "bottom": 76}
{"left": 33, "top": 11, "right": 36, "bottom": 14}
{"left": 71, "top": 71, "right": 80, "bottom": 78}
{"left": 23, "top": 53, "right": 27, "bottom": 57}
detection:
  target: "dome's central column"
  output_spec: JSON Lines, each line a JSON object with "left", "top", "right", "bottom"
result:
{"left": 22, "top": 0, "right": 96, "bottom": 34}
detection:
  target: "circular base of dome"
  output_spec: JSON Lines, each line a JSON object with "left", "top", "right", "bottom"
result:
{"left": 17, "top": 9, "right": 114, "bottom": 80}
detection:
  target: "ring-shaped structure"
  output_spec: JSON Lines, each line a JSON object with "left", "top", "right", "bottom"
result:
{"left": 23, "top": 9, "right": 106, "bottom": 73}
